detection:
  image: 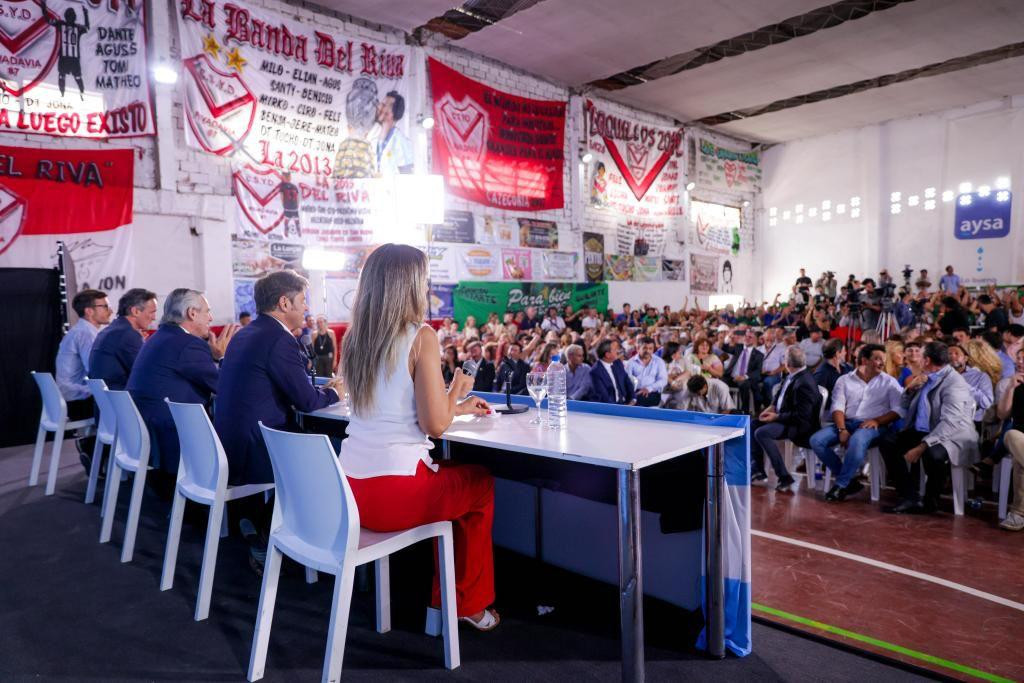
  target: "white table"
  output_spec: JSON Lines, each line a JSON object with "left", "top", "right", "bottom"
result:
{"left": 301, "top": 402, "right": 744, "bottom": 681}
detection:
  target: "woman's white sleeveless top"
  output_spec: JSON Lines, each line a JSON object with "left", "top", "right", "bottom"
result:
{"left": 339, "top": 323, "right": 436, "bottom": 478}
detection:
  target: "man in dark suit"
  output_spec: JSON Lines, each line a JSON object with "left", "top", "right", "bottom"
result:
{"left": 89, "top": 288, "right": 158, "bottom": 390}
{"left": 750, "top": 345, "right": 822, "bottom": 491}
{"left": 589, "top": 339, "right": 636, "bottom": 405}
{"left": 466, "top": 340, "right": 495, "bottom": 393}
{"left": 127, "top": 289, "right": 237, "bottom": 474}
{"left": 215, "top": 270, "right": 343, "bottom": 487}
{"left": 723, "top": 328, "right": 763, "bottom": 413}
{"left": 495, "top": 342, "right": 529, "bottom": 394}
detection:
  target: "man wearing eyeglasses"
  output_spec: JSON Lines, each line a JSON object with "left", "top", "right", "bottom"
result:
{"left": 55, "top": 289, "right": 110, "bottom": 471}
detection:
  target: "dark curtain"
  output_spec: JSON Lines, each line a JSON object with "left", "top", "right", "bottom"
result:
{"left": 0, "top": 268, "right": 61, "bottom": 447}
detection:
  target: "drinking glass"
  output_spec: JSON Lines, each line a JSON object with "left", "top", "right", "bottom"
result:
{"left": 526, "top": 371, "right": 547, "bottom": 424}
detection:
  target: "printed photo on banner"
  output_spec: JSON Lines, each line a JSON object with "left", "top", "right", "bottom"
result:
{"left": 0, "top": 145, "right": 135, "bottom": 302}
{"left": 616, "top": 220, "right": 665, "bottom": 256}
{"left": 231, "top": 236, "right": 306, "bottom": 278}
{"left": 540, "top": 251, "right": 578, "bottom": 280}
{"left": 633, "top": 256, "right": 661, "bottom": 282}
{"left": 431, "top": 210, "right": 475, "bottom": 243}
{"left": 428, "top": 57, "right": 566, "bottom": 212}
{"left": 177, "top": 0, "right": 415, "bottom": 181}
{"left": 518, "top": 218, "right": 558, "bottom": 249}
{"left": 583, "top": 232, "right": 604, "bottom": 282}
{"left": 696, "top": 138, "right": 762, "bottom": 193}
{"left": 721, "top": 258, "right": 734, "bottom": 293}
{"left": 0, "top": 0, "right": 153, "bottom": 138}
{"left": 662, "top": 258, "right": 686, "bottom": 281}
{"left": 457, "top": 245, "right": 499, "bottom": 280}
{"left": 692, "top": 200, "right": 740, "bottom": 255}
{"left": 690, "top": 252, "right": 719, "bottom": 294}
{"left": 427, "top": 244, "right": 457, "bottom": 283}
{"left": 501, "top": 247, "right": 532, "bottom": 280}
{"left": 476, "top": 214, "right": 517, "bottom": 246}
{"left": 453, "top": 282, "right": 608, "bottom": 324}
{"left": 604, "top": 254, "right": 633, "bottom": 281}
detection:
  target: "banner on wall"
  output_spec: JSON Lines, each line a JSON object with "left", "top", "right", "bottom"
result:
{"left": 432, "top": 210, "right": 475, "bottom": 243}
{"left": 696, "top": 139, "right": 761, "bottom": 193}
{"left": 692, "top": 200, "right": 740, "bottom": 255}
{"left": 231, "top": 237, "right": 306, "bottom": 278}
{"left": 690, "top": 253, "right": 718, "bottom": 294}
{"left": 662, "top": 258, "right": 686, "bottom": 281}
{"left": 633, "top": 257, "right": 661, "bottom": 282}
{"left": 0, "top": 145, "right": 134, "bottom": 301}
{"left": 500, "top": 247, "right": 532, "bottom": 280}
{"left": 604, "top": 254, "right": 633, "bottom": 281}
{"left": 583, "top": 232, "right": 604, "bottom": 282}
{"left": 954, "top": 190, "right": 1011, "bottom": 240}
{"left": 453, "top": 281, "right": 607, "bottom": 323}
{"left": 177, "top": 0, "right": 414, "bottom": 177}
{"left": 457, "top": 245, "right": 500, "bottom": 280}
{"left": 427, "top": 244, "right": 457, "bottom": 283}
{"left": 476, "top": 214, "right": 517, "bottom": 246}
{"left": 518, "top": 218, "right": 559, "bottom": 249}
{"left": 583, "top": 99, "right": 684, "bottom": 257}
{"left": 428, "top": 57, "right": 565, "bottom": 211}
{"left": 429, "top": 283, "right": 455, "bottom": 318}
{"left": 539, "top": 251, "right": 577, "bottom": 280}
{"left": 0, "top": 0, "right": 153, "bottom": 138}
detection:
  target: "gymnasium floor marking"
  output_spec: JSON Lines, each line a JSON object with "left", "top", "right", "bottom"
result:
{"left": 752, "top": 529, "right": 1024, "bottom": 613}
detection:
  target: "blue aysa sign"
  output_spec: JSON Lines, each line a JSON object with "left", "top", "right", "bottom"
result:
{"left": 955, "top": 190, "right": 1012, "bottom": 240}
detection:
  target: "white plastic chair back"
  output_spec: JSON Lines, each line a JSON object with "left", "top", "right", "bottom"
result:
{"left": 106, "top": 390, "right": 149, "bottom": 471}
{"left": 87, "top": 378, "right": 116, "bottom": 444}
{"left": 31, "top": 371, "right": 66, "bottom": 430}
{"left": 817, "top": 386, "right": 829, "bottom": 422}
{"left": 166, "top": 399, "right": 224, "bottom": 495}
{"left": 259, "top": 423, "right": 359, "bottom": 556}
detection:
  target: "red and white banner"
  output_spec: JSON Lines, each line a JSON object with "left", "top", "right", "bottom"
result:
{"left": 583, "top": 99, "right": 684, "bottom": 257}
{"left": 0, "top": 144, "right": 134, "bottom": 300}
{"left": 429, "top": 57, "right": 565, "bottom": 212}
{"left": 176, "top": 0, "right": 415, "bottom": 177}
{"left": 0, "top": 0, "right": 153, "bottom": 138}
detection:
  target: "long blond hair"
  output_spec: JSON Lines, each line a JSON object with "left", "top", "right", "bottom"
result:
{"left": 964, "top": 338, "right": 1002, "bottom": 387}
{"left": 341, "top": 244, "right": 427, "bottom": 415}
{"left": 884, "top": 340, "right": 904, "bottom": 378}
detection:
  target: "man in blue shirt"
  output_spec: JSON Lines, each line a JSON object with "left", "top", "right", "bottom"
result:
{"left": 564, "top": 344, "right": 592, "bottom": 401}
{"left": 998, "top": 325, "right": 1024, "bottom": 379}
{"left": 89, "top": 288, "right": 158, "bottom": 390}
{"left": 55, "top": 289, "right": 110, "bottom": 470}
{"left": 939, "top": 265, "right": 961, "bottom": 293}
{"left": 626, "top": 336, "right": 667, "bottom": 407}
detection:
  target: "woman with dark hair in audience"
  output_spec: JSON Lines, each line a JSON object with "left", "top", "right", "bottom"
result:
{"left": 531, "top": 342, "right": 558, "bottom": 373}
{"left": 339, "top": 244, "right": 499, "bottom": 629}
{"left": 441, "top": 344, "right": 461, "bottom": 386}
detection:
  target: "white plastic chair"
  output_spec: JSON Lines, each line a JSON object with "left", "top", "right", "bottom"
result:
{"left": 161, "top": 400, "right": 275, "bottom": 621}
{"left": 248, "top": 424, "right": 459, "bottom": 682}
{"left": 85, "top": 378, "right": 117, "bottom": 509}
{"left": 99, "top": 390, "right": 152, "bottom": 562}
{"left": 777, "top": 385, "right": 828, "bottom": 490}
{"left": 29, "top": 371, "right": 94, "bottom": 495}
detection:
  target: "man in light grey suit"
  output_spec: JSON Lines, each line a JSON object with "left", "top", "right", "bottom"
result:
{"left": 878, "top": 341, "right": 977, "bottom": 514}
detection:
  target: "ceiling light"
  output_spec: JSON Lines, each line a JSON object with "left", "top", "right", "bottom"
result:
{"left": 769, "top": 217, "right": 778, "bottom": 227}
{"left": 795, "top": 215, "right": 804, "bottom": 224}
{"left": 782, "top": 210, "right": 791, "bottom": 220}
{"left": 152, "top": 64, "right": 178, "bottom": 84}
{"left": 850, "top": 207, "right": 861, "bottom": 219}
{"left": 924, "top": 187, "right": 936, "bottom": 199}
{"left": 978, "top": 185, "right": 991, "bottom": 197}
{"left": 958, "top": 181, "right": 972, "bottom": 194}
{"left": 419, "top": 115, "right": 435, "bottom": 129}
{"left": 769, "top": 207, "right": 778, "bottom": 217}
{"left": 795, "top": 203, "right": 804, "bottom": 214}
{"left": 942, "top": 190, "right": 954, "bottom": 202}
{"left": 890, "top": 191, "right": 901, "bottom": 202}
{"left": 924, "top": 199, "right": 936, "bottom": 211}
{"left": 995, "top": 176, "right": 1010, "bottom": 190}
{"left": 685, "top": 181, "right": 696, "bottom": 191}
{"left": 836, "top": 204, "right": 846, "bottom": 214}
{"left": 850, "top": 196, "right": 861, "bottom": 207}
{"left": 822, "top": 211, "right": 831, "bottom": 221}
{"left": 907, "top": 195, "right": 919, "bottom": 207}
{"left": 890, "top": 203, "right": 901, "bottom": 215}
{"left": 959, "top": 195, "right": 972, "bottom": 206}
{"left": 808, "top": 207, "right": 817, "bottom": 217}
{"left": 742, "top": 200, "right": 751, "bottom": 207}
{"left": 821, "top": 200, "right": 831, "bottom": 210}
{"left": 996, "top": 190, "right": 1010, "bottom": 202}
{"left": 580, "top": 151, "right": 593, "bottom": 164}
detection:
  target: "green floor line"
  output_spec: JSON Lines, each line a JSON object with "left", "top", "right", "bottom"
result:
{"left": 752, "top": 602, "right": 1013, "bottom": 683}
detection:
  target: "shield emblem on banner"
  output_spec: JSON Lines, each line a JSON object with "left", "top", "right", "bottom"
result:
{"left": 184, "top": 54, "right": 257, "bottom": 157}
{"left": 0, "top": 0, "right": 59, "bottom": 97}
{"left": 436, "top": 93, "right": 488, "bottom": 162}
{"left": 232, "top": 165, "right": 285, "bottom": 234}
{"left": 602, "top": 137, "right": 673, "bottom": 203}
{"left": 0, "top": 184, "right": 27, "bottom": 255}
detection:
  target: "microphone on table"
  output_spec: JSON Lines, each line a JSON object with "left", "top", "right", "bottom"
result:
{"left": 299, "top": 333, "right": 316, "bottom": 385}
{"left": 494, "top": 357, "right": 529, "bottom": 415}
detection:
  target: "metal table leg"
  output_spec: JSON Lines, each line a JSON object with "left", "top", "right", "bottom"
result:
{"left": 704, "top": 442, "right": 726, "bottom": 659}
{"left": 617, "top": 468, "right": 643, "bottom": 682}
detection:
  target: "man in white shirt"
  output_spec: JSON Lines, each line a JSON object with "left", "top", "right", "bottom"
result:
{"left": 757, "top": 327, "right": 787, "bottom": 407}
{"left": 799, "top": 327, "right": 825, "bottom": 369}
{"left": 671, "top": 374, "right": 734, "bottom": 413}
{"left": 580, "top": 306, "right": 600, "bottom": 330}
{"left": 626, "top": 336, "right": 667, "bottom": 407}
{"left": 948, "top": 343, "right": 993, "bottom": 424}
{"left": 540, "top": 306, "right": 566, "bottom": 333}
{"left": 809, "top": 343, "right": 904, "bottom": 501}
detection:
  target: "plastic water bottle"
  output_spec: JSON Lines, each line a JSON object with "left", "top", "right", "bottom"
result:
{"left": 546, "top": 359, "right": 567, "bottom": 429}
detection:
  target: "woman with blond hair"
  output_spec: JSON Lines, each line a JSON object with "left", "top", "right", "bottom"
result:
{"left": 965, "top": 338, "right": 1003, "bottom": 388}
{"left": 339, "top": 244, "right": 499, "bottom": 630}
{"left": 884, "top": 340, "right": 904, "bottom": 379}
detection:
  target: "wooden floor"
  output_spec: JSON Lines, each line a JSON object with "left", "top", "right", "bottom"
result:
{"left": 750, "top": 473, "right": 1024, "bottom": 682}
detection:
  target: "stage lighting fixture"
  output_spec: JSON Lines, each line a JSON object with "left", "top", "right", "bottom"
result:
{"left": 850, "top": 196, "right": 861, "bottom": 207}
{"left": 836, "top": 204, "right": 846, "bottom": 215}
{"left": 795, "top": 214, "right": 804, "bottom": 224}
{"left": 795, "top": 203, "right": 803, "bottom": 214}
{"left": 924, "top": 199, "right": 936, "bottom": 211}
{"left": 769, "top": 207, "right": 778, "bottom": 217}
{"left": 958, "top": 181, "right": 972, "bottom": 194}
{"left": 821, "top": 200, "right": 831, "bottom": 210}
{"left": 808, "top": 207, "right": 817, "bottom": 217}
{"left": 924, "top": 187, "right": 936, "bottom": 199}
{"left": 995, "top": 176, "right": 1010, "bottom": 190}
{"left": 889, "top": 191, "right": 901, "bottom": 202}
{"left": 822, "top": 211, "right": 831, "bottom": 221}
{"left": 996, "top": 190, "right": 1010, "bottom": 202}
{"left": 890, "top": 203, "right": 901, "bottom": 215}
{"left": 942, "top": 190, "right": 954, "bottom": 202}
{"left": 850, "top": 208, "right": 861, "bottom": 218}
{"left": 978, "top": 185, "right": 991, "bottom": 197}
{"left": 959, "top": 195, "right": 972, "bottom": 206}
{"left": 769, "top": 217, "right": 778, "bottom": 227}
{"left": 907, "top": 195, "right": 919, "bottom": 207}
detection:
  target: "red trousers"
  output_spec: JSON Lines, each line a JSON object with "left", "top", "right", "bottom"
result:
{"left": 347, "top": 461, "right": 495, "bottom": 617}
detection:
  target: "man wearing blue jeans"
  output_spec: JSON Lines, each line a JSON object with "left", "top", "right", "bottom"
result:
{"left": 810, "top": 343, "right": 904, "bottom": 502}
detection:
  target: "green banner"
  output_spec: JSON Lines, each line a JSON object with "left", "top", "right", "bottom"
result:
{"left": 452, "top": 282, "right": 608, "bottom": 323}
